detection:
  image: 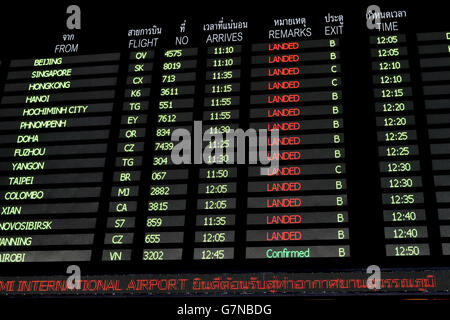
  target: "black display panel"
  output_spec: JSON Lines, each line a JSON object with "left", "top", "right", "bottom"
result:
{"left": 0, "top": 1, "right": 450, "bottom": 297}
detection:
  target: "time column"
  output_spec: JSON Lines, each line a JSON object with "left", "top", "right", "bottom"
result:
{"left": 370, "top": 34, "right": 429, "bottom": 257}
{"left": 194, "top": 44, "right": 243, "bottom": 261}
{"left": 103, "top": 50, "right": 154, "bottom": 262}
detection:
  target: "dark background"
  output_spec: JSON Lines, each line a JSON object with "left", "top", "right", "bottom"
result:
{"left": 0, "top": 1, "right": 449, "bottom": 303}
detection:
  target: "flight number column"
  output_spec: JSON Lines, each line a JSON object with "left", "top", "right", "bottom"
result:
{"left": 103, "top": 50, "right": 153, "bottom": 262}
{"left": 144, "top": 47, "right": 198, "bottom": 261}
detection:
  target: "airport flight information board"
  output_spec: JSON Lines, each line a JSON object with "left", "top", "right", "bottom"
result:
{"left": 1, "top": 2, "right": 450, "bottom": 296}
